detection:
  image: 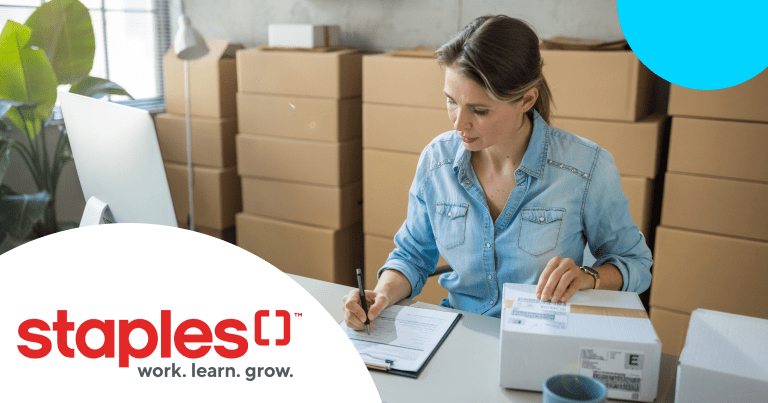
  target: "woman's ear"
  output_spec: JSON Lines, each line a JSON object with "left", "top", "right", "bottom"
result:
{"left": 520, "top": 88, "right": 539, "bottom": 112}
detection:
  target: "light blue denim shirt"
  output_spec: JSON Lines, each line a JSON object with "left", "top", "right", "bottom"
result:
{"left": 379, "top": 110, "right": 653, "bottom": 318}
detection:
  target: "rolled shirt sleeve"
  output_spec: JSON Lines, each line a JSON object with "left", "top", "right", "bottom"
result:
{"left": 377, "top": 150, "right": 440, "bottom": 298}
{"left": 583, "top": 148, "right": 653, "bottom": 293}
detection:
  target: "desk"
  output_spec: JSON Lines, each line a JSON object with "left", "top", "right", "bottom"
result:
{"left": 289, "top": 274, "right": 678, "bottom": 403}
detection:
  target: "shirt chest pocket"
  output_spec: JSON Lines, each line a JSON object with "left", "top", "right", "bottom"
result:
{"left": 518, "top": 208, "right": 565, "bottom": 256}
{"left": 434, "top": 203, "right": 469, "bottom": 250}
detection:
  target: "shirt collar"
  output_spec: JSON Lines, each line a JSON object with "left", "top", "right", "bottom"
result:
{"left": 452, "top": 109, "right": 549, "bottom": 179}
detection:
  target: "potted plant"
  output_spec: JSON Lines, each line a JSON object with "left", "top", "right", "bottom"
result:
{"left": 0, "top": 0, "right": 132, "bottom": 244}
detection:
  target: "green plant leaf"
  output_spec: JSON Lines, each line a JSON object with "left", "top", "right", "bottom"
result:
{"left": 0, "top": 21, "right": 32, "bottom": 132}
{"left": 18, "top": 47, "right": 58, "bottom": 123}
{"left": 0, "top": 99, "right": 24, "bottom": 119}
{"left": 0, "top": 184, "right": 50, "bottom": 239}
{"left": 0, "top": 20, "right": 58, "bottom": 138}
{"left": 25, "top": 0, "right": 95, "bottom": 85}
{"left": 70, "top": 76, "right": 134, "bottom": 99}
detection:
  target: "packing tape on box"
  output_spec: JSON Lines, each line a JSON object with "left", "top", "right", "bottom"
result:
{"left": 502, "top": 299, "right": 648, "bottom": 319}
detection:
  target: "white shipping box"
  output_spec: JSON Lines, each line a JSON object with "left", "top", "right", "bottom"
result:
{"left": 499, "top": 283, "right": 661, "bottom": 402}
{"left": 676, "top": 309, "right": 768, "bottom": 403}
{"left": 267, "top": 24, "right": 339, "bottom": 49}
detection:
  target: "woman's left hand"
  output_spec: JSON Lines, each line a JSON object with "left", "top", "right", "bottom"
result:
{"left": 535, "top": 256, "right": 594, "bottom": 303}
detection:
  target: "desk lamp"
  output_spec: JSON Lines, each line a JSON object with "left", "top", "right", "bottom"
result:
{"left": 173, "top": 0, "right": 208, "bottom": 231}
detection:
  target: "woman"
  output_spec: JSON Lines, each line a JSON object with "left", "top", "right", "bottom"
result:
{"left": 344, "top": 15, "right": 652, "bottom": 329}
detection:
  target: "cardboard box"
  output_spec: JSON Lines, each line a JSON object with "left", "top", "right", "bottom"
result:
{"left": 362, "top": 50, "right": 446, "bottom": 108}
{"left": 236, "top": 213, "right": 362, "bottom": 287}
{"left": 237, "top": 134, "right": 361, "bottom": 186}
{"left": 164, "top": 163, "right": 241, "bottom": 230}
{"left": 668, "top": 117, "right": 768, "bottom": 182}
{"left": 363, "top": 103, "right": 453, "bottom": 153}
{"left": 363, "top": 149, "right": 419, "bottom": 238}
{"left": 241, "top": 177, "right": 362, "bottom": 230}
{"left": 650, "top": 226, "right": 768, "bottom": 319}
{"left": 553, "top": 114, "right": 666, "bottom": 179}
{"left": 661, "top": 173, "right": 768, "bottom": 241}
{"left": 237, "top": 48, "right": 362, "bottom": 98}
{"left": 178, "top": 223, "right": 236, "bottom": 244}
{"left": 237, "top": 92, "right": 361, "bottom": 141}
{"left": 541, "top": 49, "right": 653, "bottom": 121}
{"left": 649, "top": 306, "right": 690, "bottom": 356}
{"left": 155, "top": 113, "right": 237, "bottom": 168}
{"left": 267, "top": 24, "right": 339, "bottom": 49}
{"left": 164, "top": 39, "right": 241, "bottom": 118}
{"left": 675, "top": 309, "right": 768, "bottom": 402}
{"left": 621, "top": 175, "right": 653, "bottom": 238}
{"left": 364, "top": 234, "right": 448, "bottom": 305}
{"left": 499, "top": 283, "right": 660, "bottom": 401}
{"left": 668, "top": 68, "right": 768, "bottom": 123}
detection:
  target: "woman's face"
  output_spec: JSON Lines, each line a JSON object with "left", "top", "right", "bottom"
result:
{"left": 444, "top": 65, "right": 529, "bottom": 153}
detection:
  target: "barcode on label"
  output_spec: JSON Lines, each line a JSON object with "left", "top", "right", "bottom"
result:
{"left": 510, "top": 309, "right": 554, "bottom": 320}
{"left": 593, "top": 371, "right": 640, "bottom": 392}
{"left": 518, "top": 297, "right": 566, "bottom": 306}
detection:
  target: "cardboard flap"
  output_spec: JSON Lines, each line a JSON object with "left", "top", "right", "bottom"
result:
{"left": 384, "top": 46, "right": 437, "bottom": 58}
{"left": 223, "top": 43, "right": 243, "bottom": 59}
{"left": 540, "top": 36, "right": 629, "bottom": 51}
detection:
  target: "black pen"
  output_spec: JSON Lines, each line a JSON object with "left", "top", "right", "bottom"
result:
{"left": 355, "top": 268, "right": 370, "bottom": 335}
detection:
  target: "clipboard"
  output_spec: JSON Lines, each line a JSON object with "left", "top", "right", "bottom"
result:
{"left": 361, "top": 312, "right": 462, "bottom": 378}
{"left": 346, "top": 308, "right": 462, "bottom": 379}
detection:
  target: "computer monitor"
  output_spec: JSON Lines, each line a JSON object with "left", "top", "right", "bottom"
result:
{"left": 60, "top": 92, "right": 178, "bottom": 227}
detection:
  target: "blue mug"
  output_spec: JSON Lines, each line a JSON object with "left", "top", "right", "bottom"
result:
{"left": 542, "top": 374, "right": 607, "bottom": 403}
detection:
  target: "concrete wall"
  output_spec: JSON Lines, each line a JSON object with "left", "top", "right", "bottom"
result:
{"left": 178, "top": 0, "right": 625, "bottom": 51}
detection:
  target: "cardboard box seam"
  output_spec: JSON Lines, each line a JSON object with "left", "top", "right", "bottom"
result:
{"left": 237, "top": 211, "right": 361, "bottom": 232}
{"left": 656, "top": 225, "right": 768, "bottom": 246}
{"left": 665, "top": 170, "right": 768, "bottom": 186}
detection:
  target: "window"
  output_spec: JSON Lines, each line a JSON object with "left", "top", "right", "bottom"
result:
{"left": 1, "top": 0, "right": 171, "bottom": 112}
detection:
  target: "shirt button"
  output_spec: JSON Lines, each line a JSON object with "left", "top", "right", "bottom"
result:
{"left": 571, "top": 168, "right": 576, "bottom": 173}
{"left": 487, "top": 274, "right": 492, "bottom": 279}
{"left": 560, "top": 164, "right": 564, "bottom": 168}
{"left": 583, "top": 173, "right": 588, "bottom": 178}
{"left": 539, "top": 217, "right": 545, "bottom": 222}
{"left": 486, "top": 242, "right": 491, "bottom": 248}
{"left": 447, "top": 212, "right": 452, "bottom": 217}
{"left": 491, "top": 299, "right": 496, "bottom": 304}
{"left": 465, "top": 180, "right": 470, "bottom": 185}
{"left": 505, "top": 213, "right": 510, "bottom": 217}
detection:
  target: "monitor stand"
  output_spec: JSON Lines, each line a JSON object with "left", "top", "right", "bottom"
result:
{"left": 80, "top": 196, "right": 116, "bottom": 227}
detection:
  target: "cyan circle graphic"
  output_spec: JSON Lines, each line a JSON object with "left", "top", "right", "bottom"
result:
{"left": 618, "top": 1, "right": 768, "bottom": 90}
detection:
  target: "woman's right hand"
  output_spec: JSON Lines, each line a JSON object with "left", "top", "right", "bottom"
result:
{"left": 342, "top": 289, "right": 389, "bottom": 331}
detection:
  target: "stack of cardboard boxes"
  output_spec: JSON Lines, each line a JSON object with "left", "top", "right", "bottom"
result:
{"left": 157, "top": 39, "right": 243, "bottom": 241}
{"left": 544, "top": 49, "right": 665, "bottom": 247}
{"left": 649, "top": 70, "right": 768, "bottom": 356}
{"left": 362, "top": 48, "right": 453, "bottom": 304}
{"left": 234, "top": 48, "right": 364, "bottom": 287}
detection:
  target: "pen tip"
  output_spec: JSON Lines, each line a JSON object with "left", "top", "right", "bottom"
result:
{"left": 366, "top": 325, "right": 370, "bottom": 335}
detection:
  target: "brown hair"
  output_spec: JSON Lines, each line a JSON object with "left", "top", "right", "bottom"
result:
{"left": 436, "top": 15, "right": 554, "bottom": 124}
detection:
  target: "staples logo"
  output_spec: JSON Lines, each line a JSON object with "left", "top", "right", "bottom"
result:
{"left": 17, "top": 310, "right": 291, "bottom": 367}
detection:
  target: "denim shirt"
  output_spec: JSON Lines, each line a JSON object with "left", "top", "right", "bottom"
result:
{"left": 379, "top": 110, "right": 653, "bottom": 318}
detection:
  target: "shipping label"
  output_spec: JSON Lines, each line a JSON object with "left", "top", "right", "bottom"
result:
{"left": 579, "top": 347, "right": 644, "bottom": 400}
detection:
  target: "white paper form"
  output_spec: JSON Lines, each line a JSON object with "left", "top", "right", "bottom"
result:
{"left": 339, "top": 305, "right": 460, "bottom": 372}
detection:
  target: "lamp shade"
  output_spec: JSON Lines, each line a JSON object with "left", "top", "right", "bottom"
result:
{"left": 174, "top": 14, "right": 209, "bottom": 60}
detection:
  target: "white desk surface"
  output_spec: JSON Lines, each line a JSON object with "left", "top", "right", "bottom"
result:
{"left": 288, "top": 274, "right": 678, "bottom": 403}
